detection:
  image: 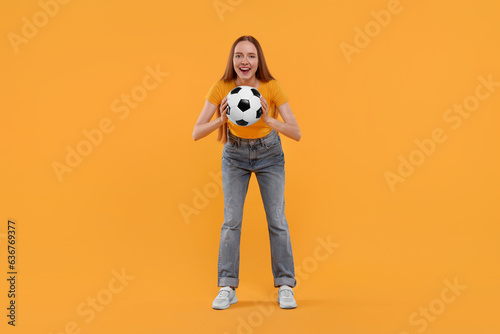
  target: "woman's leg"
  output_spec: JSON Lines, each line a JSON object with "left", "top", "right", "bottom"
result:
{"left": 217, "top": 154, "right": 251, "bottom": 288}
{"left": 254, "top": 135, "right": 296, "bottom": 288}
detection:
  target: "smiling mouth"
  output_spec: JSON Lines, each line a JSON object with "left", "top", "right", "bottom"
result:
{"left": 240, "top": 68, "right": 251, "bottom": 74}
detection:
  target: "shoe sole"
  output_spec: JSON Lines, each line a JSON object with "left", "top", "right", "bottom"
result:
{"left": 279, "top": 302, "right": 297, "bottom": 309}
{"left": 277, "top": 297, "right": 297, "bottom": 309}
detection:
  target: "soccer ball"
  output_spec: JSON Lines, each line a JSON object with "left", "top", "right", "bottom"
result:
{"left": 226, "top": 86, "right": 263, "bottom": 126}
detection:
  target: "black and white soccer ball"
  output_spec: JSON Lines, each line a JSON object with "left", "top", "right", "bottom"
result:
{"left": 226, "top": 86, "right": 263, "bottom": 126}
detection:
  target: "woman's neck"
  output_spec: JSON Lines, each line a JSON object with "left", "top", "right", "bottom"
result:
{"left": 235, "top": 77, "right": 259, "bottom": 88}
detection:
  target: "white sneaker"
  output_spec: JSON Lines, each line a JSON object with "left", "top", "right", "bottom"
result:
{"left": 212, "top": 286, "right": 238, "bottom": 310}
{"left": 277, "top": 285, "right": 297, "bottom": 309}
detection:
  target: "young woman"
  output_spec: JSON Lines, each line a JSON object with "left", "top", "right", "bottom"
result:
{"left": 193, "top": 35, "right": 301, "bottom": 310}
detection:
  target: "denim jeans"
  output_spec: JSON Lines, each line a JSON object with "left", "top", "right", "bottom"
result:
{"left": 217, "top": 129, "right": 296, "bottom": 288}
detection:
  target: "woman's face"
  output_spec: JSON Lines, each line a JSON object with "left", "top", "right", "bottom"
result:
{"left": 233, "top": 41, "right": 259, "bottom": 81}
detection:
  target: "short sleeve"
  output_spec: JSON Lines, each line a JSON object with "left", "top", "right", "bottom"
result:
{"left": 272, "top": 80, "right": 289, "bottom": 107}
{"left": 205, "top": 80, "right": 224, "bottom": 106}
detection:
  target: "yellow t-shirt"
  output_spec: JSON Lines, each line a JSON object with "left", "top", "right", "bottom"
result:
{"left": 205, "top": 79, "right": 289, "bottom": 139}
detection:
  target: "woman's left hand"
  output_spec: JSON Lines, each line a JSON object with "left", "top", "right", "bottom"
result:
{"left": 260, "top": 96, "right": 271, "bottom": 125}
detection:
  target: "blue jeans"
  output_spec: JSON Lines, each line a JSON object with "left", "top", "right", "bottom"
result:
{"left": 217, "top": 129, "right": 296, "bottom": 288}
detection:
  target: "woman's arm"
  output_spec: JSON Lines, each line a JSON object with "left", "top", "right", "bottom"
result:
{"left": 260, "top": 99, "right": 301, "bottom": 141}
{"left": 192, "top": 97, "right": 228, "bottom": 141}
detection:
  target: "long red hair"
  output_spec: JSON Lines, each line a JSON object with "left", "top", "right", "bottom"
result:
{"left": 216, "top": 36, "right": 275, "bottom": 143}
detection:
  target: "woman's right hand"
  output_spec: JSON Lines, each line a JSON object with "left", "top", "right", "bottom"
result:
{"left": 220, "top": 96, "right": 228, "bottom": 124}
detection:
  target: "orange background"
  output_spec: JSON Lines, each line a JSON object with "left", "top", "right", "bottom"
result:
{"left": 1, "top": 0, "right": 499, "bottom": 333}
